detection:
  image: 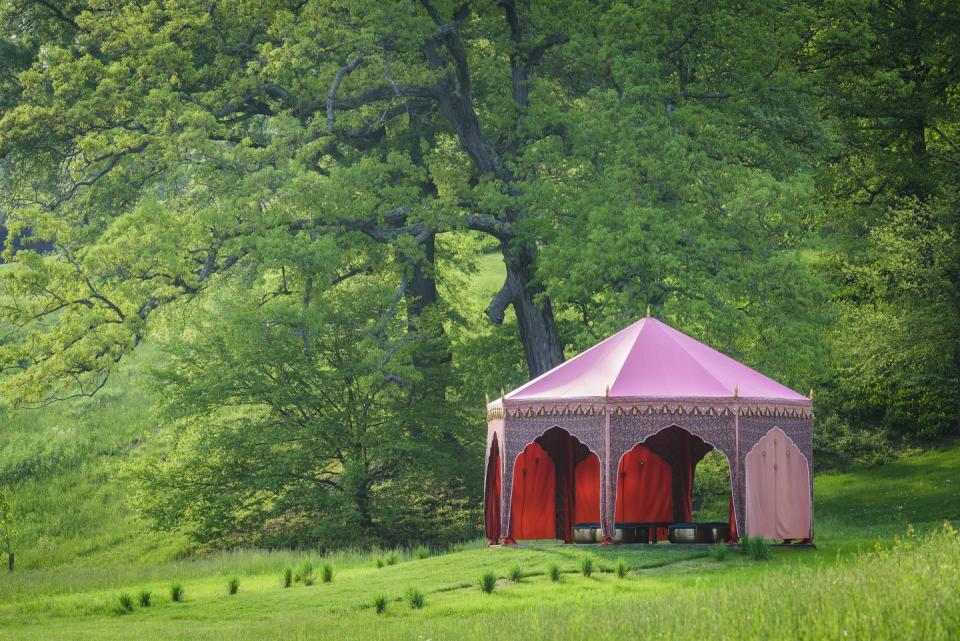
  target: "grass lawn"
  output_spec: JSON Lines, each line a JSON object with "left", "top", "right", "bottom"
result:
{"left": 1, "top": 445, "right": 958, "bottom": 641}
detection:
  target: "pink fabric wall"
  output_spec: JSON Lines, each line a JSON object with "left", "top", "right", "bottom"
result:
{"left": 745, "top": 427, "right": 811, "bottom": 540}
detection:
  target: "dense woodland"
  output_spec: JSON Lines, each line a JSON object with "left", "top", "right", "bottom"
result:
{"left": 0, "top": 0, "right": 957, "bottom": 550}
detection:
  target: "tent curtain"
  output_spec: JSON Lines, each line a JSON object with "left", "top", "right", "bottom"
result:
{"left": 746, "top": 427, "right": 811, "bottom": 540}
{"left": 573, "top": 453, "right": 601, "bottom": 523}
{"left": 508, "top": 442, "right": 556, "bottom": 540}
{"left": 484, "top": 436, "right": 501, "bottom": 541}
{"left": 615, "top": 445, "right": 674, "bottom": 539}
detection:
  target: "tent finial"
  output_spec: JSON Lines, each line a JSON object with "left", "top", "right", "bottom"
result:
{"left": 500, "top": 387, "right": 505, "bottom": 400}
{"left": 605, "top": 384, "right": 610, "bottom": 398}
{"left": 646, "top": 305, "right": 651, "bottom": 318}
{"left": 485, "top": 391, "right": 490, "bottom": 405}
{"left": 733, "top": 385, "right": 739, "bottom": 398}
{"left": 809, "top": 388, "right": 814, "bottom": 400}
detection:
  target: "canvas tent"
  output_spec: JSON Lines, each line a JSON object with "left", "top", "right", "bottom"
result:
{"left": 484, "top": 317, "right": 813, "bottom": 544}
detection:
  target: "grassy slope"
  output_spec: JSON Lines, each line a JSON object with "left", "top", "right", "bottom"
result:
{"left": 0, "top": 446, "right": 957, "bottom": 640}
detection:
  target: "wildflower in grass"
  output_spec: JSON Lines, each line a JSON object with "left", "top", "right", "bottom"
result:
{"left": 405, "top": 587, "right": 424, "bottom": 609}
{"left": 615, "top": 559, "right": 628, "bottom": 578}
{"left": 283, "top": 566, "right": 293, "bottom": 588}
{"left": 321, "top": 562, "right": 333, "bottom": 583}
{"left": 116, "top": 593, "right": 134, "bottom": 614}
{"left": 508, "top": 565, "right": 523, "bottom": 582}
{"left": 479, "top": 571, "right": 497, "bottom": 594}
{"left": 137, "top": 590, "right": 151, "bottom": 607}
{"left": 228, "top": 577, "right": 239, "bottom": 595}
{"left": 580, "top": 556, "right": 594, "bottom": 577}
{"left": 170, "top": 583, "right": 184, "bottom": 602}
{"left": 548, "top": 563, "right": 561, "bottom": 582}
{"left": 374, "top": 594, "right": 388, "bottom": 614}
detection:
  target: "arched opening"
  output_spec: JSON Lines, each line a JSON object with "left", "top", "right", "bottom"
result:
{"left": 745, "top": 427, "right": 811, "bottom": 541}
{"left": 509, "top": 427, "right": 601, "bottom": 542}
{"left": 484, "top": 434, "right": 501, "bottom": 542}
{"left": 616, "top": 425, "right": 735, "bottom": 541}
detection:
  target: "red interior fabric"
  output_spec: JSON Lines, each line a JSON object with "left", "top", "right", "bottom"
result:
{"left": 615, "top": 444, "right": 674, "bottom": 538}
{"left": 573, "top": 453, "right": 601, "bottom": 523}
{"left": 509, "top": 442, "right": 556, "bottom": 540}
{"left": 484, "top": 436, "right": 501, "bottom": 541}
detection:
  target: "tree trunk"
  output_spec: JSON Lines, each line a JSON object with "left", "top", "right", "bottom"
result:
{"left": 502, "top": 239, "right": 565, "bottom": 377}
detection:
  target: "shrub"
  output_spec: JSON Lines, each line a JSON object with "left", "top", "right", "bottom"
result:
{"left": 548, "top": 563, "right": 561, "bottom": 582}
{"left": 742, "top": 535, "right": 770, "bottom": 561}
{"left": 294, "top": 560, "right": 313, "bottom": 583}
{"left": 615, "top": 559, "right": 628, "bottom": 578}
{"left": 321, "top": 562, "right": 334, "bottom": 583}
{"left": 374, "top": 594, "right": 388, "bottom": 614}
{"left": 508, "top": 565, "right": 523, "bottom": 582}
{"left": 137, "top": 590, "right": 151, "bottom": 607}
{"left": 405, "top": 587, "right": 424, "bottom": 609}
{"left": 479, "top": 571, "right": 497, "bottom": 594}
{"left": 228, "top": 577, "right": 239, "bottom": 595}
{"left": 283, "top": 566, "right": 293, "bottom": 588}
{"left": 579, "top": 556, "right": 594, "bottom": 577}
{"left": 116, "top": 593, "right": 134, "bottom": 614}
{"left": 170, "top": 583, "right": 184, "bottom": 602}
{"left": 712, "top": 543, "right": 729, "bottom": 562}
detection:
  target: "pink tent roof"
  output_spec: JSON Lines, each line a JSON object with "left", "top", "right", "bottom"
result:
{"left": 502, "top": 317, "right": 807, "bottom": 402}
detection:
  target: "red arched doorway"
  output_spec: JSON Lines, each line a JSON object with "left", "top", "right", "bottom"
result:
{"left": 615, "top": 425, "right": 735, "bottom": 541}
{"left": 508, "top": 427, "right": 601, "bottom": 542}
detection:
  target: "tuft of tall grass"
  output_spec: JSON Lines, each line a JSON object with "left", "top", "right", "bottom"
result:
{"left": 712, "top": 543, "right": 729, "bottom": 562}
{"left": 115, "top": 593, "right": 134, "bottom": 614}
{"left": 375, "top": 557, "right": 384, "bottom": 569}
{"left": 227, "top": 577, "right": 239, "bottom": 595}
{"left": 137, "top": 590, "right": 151, "bottom": 607}
{"left": 415, "top": 546, "right": 430, "bottom": 559}
{"left": 479, "top": 571, "right": 497, "bottom": 593}
{"left": 405, "top": 587, "right": 424, "bottom": 609}
{"left": 579, "top": 556, "right": 594, "bottom": 577}
{"left": 169, "top": 583, "right": 184, "bottom": 602}
{"left": 548, "top": 563, "right": 561, "bottom": 582}
{"left": 283, "top": 566, "right": 293, "bottom": 588}
{"left": 615, "top": 559, "right": 628, "bottom": 578}
{"left": 741, "top": 535, "right": 770, "bottom": 561}
{"left": 321, "top": 562, "right": 334, "bottom": 583}
{"left": 374, "top": 594, "right": 388, "bottom": 614}
{"left": 508, "top": 565, "right": 523, "bottom": 582}
{"left": 294, "top": 560, "right": 313, "bottom": 583}
{"left": 384, "top": 552, "right": 398, "bottom": 566}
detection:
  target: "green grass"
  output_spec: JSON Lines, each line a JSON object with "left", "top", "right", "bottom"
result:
{"left": 0, "top": 444, "right": 956, "bottom": 638}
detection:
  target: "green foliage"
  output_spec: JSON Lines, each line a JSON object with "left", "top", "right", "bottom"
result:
{"left": 478, "top": 571, "right": 497, "bottom": 594}
{"left": 373, "top": 594, "right": 388, "bottom": 615}
{"left": 227, "top": 577, "right": 239, "bottom": 595}
{"left": 384, "top": 553, "right": 398, "bottom": 567}
{"left": 405, "top": 587, "right": 424, "bottom": 610}
{"left": 375, "top": 557, "right": 384, "bottom": 569}
{"left": 169, "top": 583, "right": 183, "bottom": 602}
{"left": 137, "top": 590, "right": 151, "bottom": 607}
{"left": 692, "top": 450, "right": 731, "bottom": 521}
{"left": 507, "top": 565, "right": 523, "bottom": 582}
{"left": 414, "top": 546, "right": 430, "bottom": 560}
{"left": 321, "top": 563, "right": 333, "bottom": 584}
{"left": 283, "top": 567, "right": 293, "bottom": 589}
{"left": 548, "top": 563, "right": 561, "bottom": 582}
